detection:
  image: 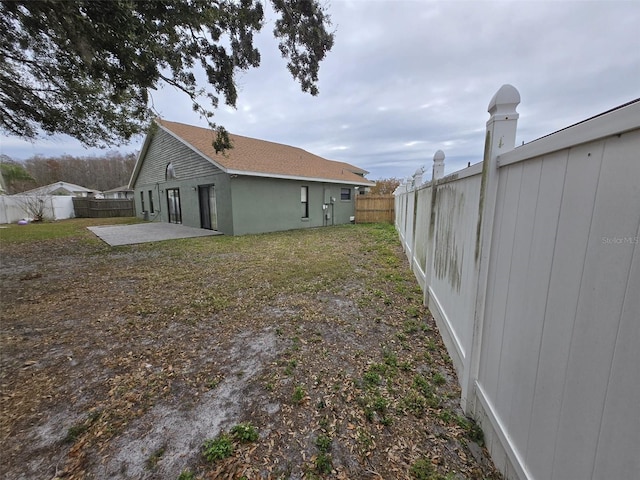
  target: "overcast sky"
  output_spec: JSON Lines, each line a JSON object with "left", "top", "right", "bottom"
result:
{"left": 1, "top": 0, "right": 639, "bottom": 180}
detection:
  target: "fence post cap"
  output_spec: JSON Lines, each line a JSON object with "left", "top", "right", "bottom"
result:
{"left": 433, "top": 150, "right": 445, "bottom": 162}
{"left": 488, "top": 84, "right": 520, "bottom": 116}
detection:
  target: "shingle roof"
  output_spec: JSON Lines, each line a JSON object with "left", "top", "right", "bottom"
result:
{"left": 103, "top": 185, "right": 133, "bottom": 193}
{"left": 156, "top": 119, "right": 374, "bottom": 186}
{"left": 17, "top": 181, "right": 99, "bottom": 196}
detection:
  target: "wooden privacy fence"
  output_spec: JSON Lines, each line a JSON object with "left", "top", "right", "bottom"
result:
{"left": 355, "top": 195, "right": 394, "bottom": 223}
{"left": 395, "top": 86, "right": 639, "bottom": 480}
{"left": 73, "top": 197, "right": 135, "bottom": 218}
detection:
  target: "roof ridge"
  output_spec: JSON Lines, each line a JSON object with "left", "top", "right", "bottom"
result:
{"left": 158, "top": 118, "right": 333, "bottom": 161}
{"left": 155, "top": 118, "right": 374, "bottom": 186}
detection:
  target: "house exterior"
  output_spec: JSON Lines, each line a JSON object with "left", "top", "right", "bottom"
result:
{"left": 18, "top": 181, "right": 102, "bottom": 198}
{"left": 129, "top": 119, "right": 375, "bottom": 236}
{"left": 103, "top": 185, "right": 134, "bottom": 199}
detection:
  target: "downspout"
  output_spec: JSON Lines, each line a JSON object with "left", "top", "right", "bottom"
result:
{"left": 331, "top": 202, "right": 334, "bottom": 226}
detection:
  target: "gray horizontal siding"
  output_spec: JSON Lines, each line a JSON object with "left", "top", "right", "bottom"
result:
{"left": 134, "top": 128, "right": 222, "bottom": 187}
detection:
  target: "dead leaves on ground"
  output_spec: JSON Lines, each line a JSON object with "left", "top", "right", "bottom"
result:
{"left": 0, "top": 225, "right": 500, "bottom": 479}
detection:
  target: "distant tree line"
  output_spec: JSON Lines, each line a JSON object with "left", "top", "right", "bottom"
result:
{"left": 0, "top": 155, "right": 400, "bottom": 196}
{"left": 0, "top": 152, "right": 136, "bottom": 194}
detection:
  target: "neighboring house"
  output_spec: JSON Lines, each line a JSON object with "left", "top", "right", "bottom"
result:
{"left": 18, "top": 181, "right": 102, "bottom": 198}
{"left": 129, "top": 119, "right": 375, "bottom": 236}
{"left": 103, "top": 185, "right": 134, "bottom": 199}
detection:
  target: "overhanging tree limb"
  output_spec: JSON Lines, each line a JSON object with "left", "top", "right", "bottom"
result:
{"left": 0, "top": 0, "right": 334, "bottom": 148}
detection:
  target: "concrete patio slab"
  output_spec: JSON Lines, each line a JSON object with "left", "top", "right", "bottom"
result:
{"left": 88, "top": 222, "right": 222, "bottom": 246}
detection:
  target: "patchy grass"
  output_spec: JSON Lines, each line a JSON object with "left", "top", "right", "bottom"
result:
{"left": 202, "top": 434, "right": 234, "bottom": 463}
{"left": 411, "top": 457, "right": 438, "bottom": 479}
{"left": 0, "top": 221, "right": 501, "bottom": 480}
{"left": 177, "top": 470, "right": 196, "bottom": 480}
{"left": 292, "top": 385, "right": 307, "bottom": 404}
{"left": 231, "top": 422, "right": 259, "bottom": 443}
{"left": 146, "top": 445, "right": 166, "bottom": 470}
{"left": 63, "top": 410, "right": 102, "bottom": 444}
{"left": 0, "top": 216, "right": 141, "bottom": 243}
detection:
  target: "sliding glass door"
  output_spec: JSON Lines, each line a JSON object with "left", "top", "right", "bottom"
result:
{"left": 166, "top": 188, "right": 182, "bottom": 224}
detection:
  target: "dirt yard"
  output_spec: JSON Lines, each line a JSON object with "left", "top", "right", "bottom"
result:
{"left": 0, "top": 219, "right": 501, "bottom": 480}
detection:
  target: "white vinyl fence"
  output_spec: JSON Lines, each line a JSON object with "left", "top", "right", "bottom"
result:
{"left": 0, "top": 195, "right": 75, "bottom": 224}
{"left": 395, "top": 86, "right": 640, "bottom": 480}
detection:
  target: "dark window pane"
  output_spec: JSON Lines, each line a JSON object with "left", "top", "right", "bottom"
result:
{"left": 301, "top": 186, "right": 309, "bottom": 218}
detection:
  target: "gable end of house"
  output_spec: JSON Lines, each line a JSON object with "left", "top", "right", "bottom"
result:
{"left": 131, "top": 126, "right": 224, "bottom": 188}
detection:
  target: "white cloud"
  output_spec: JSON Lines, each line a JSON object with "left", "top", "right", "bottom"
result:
{"left": 2, "top": 0, "right": 639, "bottom": 181}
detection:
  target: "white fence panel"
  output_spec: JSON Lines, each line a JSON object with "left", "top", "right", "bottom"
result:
{"left": 412, "top": 185, "right": 431, "bottom": 288}
{"left": 0, "top": 196, "right": 28, "bottom": 224}
{"left": 404, "top": 187, "right": 415, "bottom": 261}
{"left": 549, "top": 131, "right": 639, "bottom": 479}
{"left": 395, "top": 87, "right": 640, "bottom": 480}
{"left": 592, "top": 221, "right": 640, "bottom": 479}
{"left": 427, "top": 171, "right": 482, "bottom": 375}
{"left": 0, "top": 195, "right": 75, "bottom": 224}
{"left": 51, "top": 196, "right": 75, "bottom": 220}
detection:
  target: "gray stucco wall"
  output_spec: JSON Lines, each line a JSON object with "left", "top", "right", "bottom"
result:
{"left": 322, "top": 183, "right": 357, "bottom": 226}
{"left": 148, "top": 174, "right": 233, "bottom": 232}
{"left": 132, "top": 128, "right": 234, "bottom": 234}
{"left": 230, "top": 176, "right": 356, "bottom": 236}
{"left": 132, "top": 127, "right": 360, "bottom": 236}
